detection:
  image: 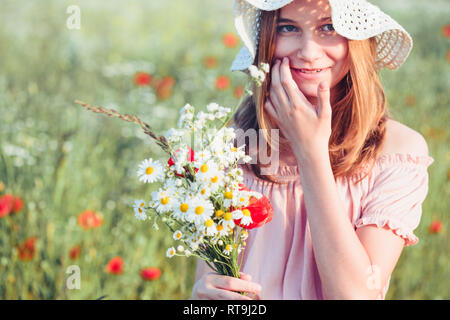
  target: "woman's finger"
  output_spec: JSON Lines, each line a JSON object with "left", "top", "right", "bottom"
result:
{"left": 264, "top": 98, "right": 278, "bottom": 121}
{"left": 271, "top": 59, "right": 290, "bottom": 108}
{"left": 279, "top": 57, "right": 310, "bottom": 109}
{"left": 212, "top": 275, "right": 262, "bottom": 295}
{"left": 208, "top": 287, "right": 253, "bottom": 300}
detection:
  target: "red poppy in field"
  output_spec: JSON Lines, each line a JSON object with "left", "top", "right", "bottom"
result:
{"left": 106, "top": 256, "right": 124, "bottom": 275}
{"left": 0, "top": 194, "right": 14, "bottom": 218}
{"left": 77, "top": 210, "right": 103, "bottom": 230}
{"left": 428, "top": 220, "right": 443, "bottom": 234}
{"left": 168, "top": 146, "right": 198, "bottom": 177}
{"left": 441, "top": 24, "right": 450, "bottom": 38}
{"left": 140, "top": 267, "right": 162, "bottom": 281}
{"left": 233, "top": 184, "right": 274, "bottom": 230}
{"left": 215, "top": 75, "right": 231, "bottom": 91}
{"left": 222, "top": 32, "right": 239, "bottom": 48}
{"left": 69, "top": 244, "right": 82, "bottom": 260}
{"left": 154, "top": 76, "right": 175, "bottom": 100}
{"left": 134, "top": 72, "right": 152, "bottom": 86}
{"left": 203, "top": 56, "right": 219, "bottom": 69}
{"left": 233, "top": 85, "right": 244, "bottom": 98}
{"left": 17, "top": 237, "right": 38, "bottom": 261}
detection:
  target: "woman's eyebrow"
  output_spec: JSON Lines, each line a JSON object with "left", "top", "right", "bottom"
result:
{"left": 278, "top": 16, "right": 332, "bottom": 23}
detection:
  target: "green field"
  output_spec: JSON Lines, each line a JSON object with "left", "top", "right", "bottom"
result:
{"left": 0, "top": 0, "right": 448, "bottom": 299}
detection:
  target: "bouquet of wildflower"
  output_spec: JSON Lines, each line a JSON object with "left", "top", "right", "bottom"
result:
{"left": 75, "top": 62, "right": 272, "bottom": 286}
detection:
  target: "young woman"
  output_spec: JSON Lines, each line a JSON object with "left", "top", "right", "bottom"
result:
{"left": 190, "top": 0, "right": 434, "bottom": 300}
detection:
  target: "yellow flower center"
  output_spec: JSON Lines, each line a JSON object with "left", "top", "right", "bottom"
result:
{"left": 176, "top": 232, "right": 182, "bottom": 239}
{"left": 140, "top": 202, "right": 144, "bottom": 207}
{"left": 201, "top": 189, "right": 206, "bottom": 195}
{"left": 239, "top": 197, "right": 245, "bottom": 202}
{"left": 232, "top": 147, "right": 237, "bottom": 152}
{"left": 179, "top": 203, "right": 189, "bottom": 212}
{"left": 211, "top": 176, "right": 219, "bottom": 183}
{"left": 195, "top": 206, "right": 204, "bottom": 215}
{"left": 138, "top": 208, "right": 143, "bottom": 213}
{"left": 243, "top": 209, "right": 251, "bottom": 217}
{"left": 161, "top": 196, "right": 169, "bottom": 205}
{"left": 225, "top": 244, "right": 232, "bottom": 251}
{"left": 146, "top": 166, "right": 154, "bottom": 175}
{"left": 205, "top": 219, "right": 214, "bottom": 227}
{"left": 215, "top": 210, "right": 224, "bottom": 218}
{"left": 200, "top": 164, "right": 208, "bottom": 173}
{"left": 224, "top": 191, "right": 233, "bottom": 199}
{"left": 217, "top": 224, "right": 224, "bottom": 231}
{"left": 224, "top": 211, "right": 232, "bottom": 221}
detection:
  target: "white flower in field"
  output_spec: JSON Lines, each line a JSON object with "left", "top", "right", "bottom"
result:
{"left": 239, "top": 208, "right": 253, "bottom": 226}
{"left": 194, "top": 159, "right": 220, "bottom": 184}
{"left": 219, "top": 210, "right": 237, "bottom": 231}
{"left": 172, "top": 196, "right": 194, "bottom": 222}
{"left": 177, "top": 245, "right": 184, "bottom": 252}
{"left": 260, "top": 62, "right": 270, "bottom": 73}
{"left": 166, "top": 247, "right": 176, "bottom": 258}
{"left": 215, "top": 223, "right": 229, "bottom": 237}
{"left": 206, "top": 102, "right": 219, "bottom": 113}
{"left": 189, "top": 181, "right": 212, "bottom": 199}
{"left": 223, "top": 244, "right": 233, "bottom": 255}
{"left": 200, "top": 219, "right": 218, "bottom": 237}
{"left": 207, "top": 170, "right": 225, "bottom": 193}
{"left": 185, "top": 196, "right": 214, "bottom": 226}
{"left": 133, "top": 199, "right": 147, "bottom": 220}
{"left": 151, "top": 187, "right": 176, "bottom": 213}
{"left": 240, "top": 229, "right": 249, "bottom": 240}
{"left": 231, "top": 209, "right": 244, "bottom": 220}
{"left": 195, "top": 149, "right": 211, "bottom": 163}
{"left": 233, "top": 191, "right": 250, "bottom": 208}
{"left": 173, "top": 230, "right": 183, "bottom": 241}
{"left": 187, "top": 234, "right": 200, "bottom": 251}
{"left": 248, "top": 65, "right": 265, "bottom": 82}
{"left": 180, "top": 103, "right": 195, "bottom": 115}
{"left": 137, "top": 158, "right": 164, "bottom": 183}
{"left": 165, "top": 128, "right": 185, "bottom": 144}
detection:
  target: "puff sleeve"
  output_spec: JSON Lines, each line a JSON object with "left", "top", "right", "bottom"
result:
{"left": 355, "top": 154, "right": 434, "bottom": 246}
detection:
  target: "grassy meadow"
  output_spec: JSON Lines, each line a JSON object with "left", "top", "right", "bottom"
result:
{"left": 0, "top": 0, "right": 448, "bottom": 299}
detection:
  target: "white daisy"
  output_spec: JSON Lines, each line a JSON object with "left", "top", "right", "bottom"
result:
{"left": 200, "top": 219, "right": 218, "bottom": 237}
{"left": 166, "top": 247, "right": 176, "bottom": 258}
{"left": 239, "top": 208, "right": 253, "bottom": 227}
{"left": 137, "top": 158, "right": 164, "bottom": 183}
{"left": 172, "top": 196, "right": 194, "bottom": 222}
{"left": 240, "top": 230, "right": 249, "bottom": 240}
{"left": 186, "top": 234, "right": 200, "bottom": 251}
{"left": 185, "top": 196, "right": 214, "bottom": 226}
{"left": 133, "top": 199, "right": 147, "bottom": 220}
{"left": 151, "top": 186, "right": 177, "bottom": 213}
{"left": 219, "top": 210, "right": 238, "bottom": 231}
{"left": 214, "top": 223, "right": 229, "bottom": 238}
{"left": 195, "top": 149, "right": 211, "bottom": 163}
{"left": 206, "top": 102, "right": 219, "bottom": 113}
{"left": 194, "top": 159, "right": 220, "bottom": 184}
{"left": 223, "top": 244, "right": 233, "bottom": 255}
{"left": 173, "top": 230, "right": 183, "bottom": 241}
{"left": 188, "top": 181, "right": 212, "bottom": 199}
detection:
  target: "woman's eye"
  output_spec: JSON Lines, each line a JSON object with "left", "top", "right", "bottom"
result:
{"left": 277, "top": 25, "right": 298, "bottom": 33}
{"left": 322, "top": 24, "right": 335, "bottom": 32}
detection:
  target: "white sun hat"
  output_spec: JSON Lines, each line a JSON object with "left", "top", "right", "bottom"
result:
{"left": 230, "top": 0, "right": 413, "bottom": 72}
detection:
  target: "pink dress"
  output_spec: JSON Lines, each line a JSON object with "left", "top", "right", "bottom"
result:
{"left": 236, "top": 153, "right": 434, "bottom": 300}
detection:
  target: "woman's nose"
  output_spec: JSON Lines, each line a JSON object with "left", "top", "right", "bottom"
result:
{"left": 296, "top": 36, "right": 324, "bottom": 62}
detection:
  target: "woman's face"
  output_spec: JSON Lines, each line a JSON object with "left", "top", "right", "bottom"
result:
{"left": 273, "top": 0, "right": 350, "bottom": 107}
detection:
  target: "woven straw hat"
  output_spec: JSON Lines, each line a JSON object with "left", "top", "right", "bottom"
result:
{"left": 230, "top": 0, "right": 413, "bottom": 72}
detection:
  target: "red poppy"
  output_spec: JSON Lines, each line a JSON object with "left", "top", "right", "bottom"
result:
{"left": 233, "top": 184, "right": 273, "bottom": 230}
{"left": 441, "top": 24, "right": 450, "bottom": 38}
{"left": 215, "top": 75, "right": 231, "bottom": 91}
{"left": 203, "top": 56, "right": 219, "bottom": 69}
{"left": 134, "top": 72, "right": 152, "bottom": 86}
{"left": 222, "top": 32, "right": 239, "bottom": 48}
{"left": 0, "top": 194, "right": 14, "bottom": 218}
{"left": 140, "top": 267, "right": 162, "bottom": 281}
{"left": 69, "top": 244, "right": 82, "bottom": 260}
{"left": 17, "top": 237, "right": 38, "bottom": 261}
{"left": 77, "top": 210, "right": 103, "bottom": 230}
{"left": 154, "top": 76, "right": 175, "bottom": 100}
{"left": 428, "top": 220, "right": 443, "bottom": 234}
{"left": 106, "top": 256, "right": 124, "bottom": 275}
{"left": 167, "top": 146, "right": 198, "bottom": 177}
{"left": 233, "top": 85, "right": 244, "bottom": 98}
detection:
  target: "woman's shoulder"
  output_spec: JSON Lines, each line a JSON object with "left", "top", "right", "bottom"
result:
{"left": 379, "top": 119, "right": 430, "bottom": 158}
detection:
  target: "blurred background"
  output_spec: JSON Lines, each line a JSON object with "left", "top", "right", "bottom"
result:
{"left": 0, "top": 0, "right": 448, "bottom": 299}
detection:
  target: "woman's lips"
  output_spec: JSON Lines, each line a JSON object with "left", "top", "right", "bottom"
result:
{"left": 291, "top": 67, "right": 330, "bottom": 80}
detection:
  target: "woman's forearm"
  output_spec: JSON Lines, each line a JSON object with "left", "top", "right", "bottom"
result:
{"left": 296, "top": 151, "right": 376, "bottom": 299}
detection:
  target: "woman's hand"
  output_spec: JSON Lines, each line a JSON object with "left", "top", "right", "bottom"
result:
{"left": 190, "top": 272, "right": 262, "bottom": 300}
{"left": 264, "top": 57, "right": 332, "bottom": 163}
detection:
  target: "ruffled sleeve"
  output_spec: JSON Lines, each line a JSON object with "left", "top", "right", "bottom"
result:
{"left": 355, "top": 153, "right": 434, "bottom": 246}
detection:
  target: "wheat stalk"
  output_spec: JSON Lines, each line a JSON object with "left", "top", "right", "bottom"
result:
{"left": 74, "top": 100, "right": 171, "bottom": 155}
